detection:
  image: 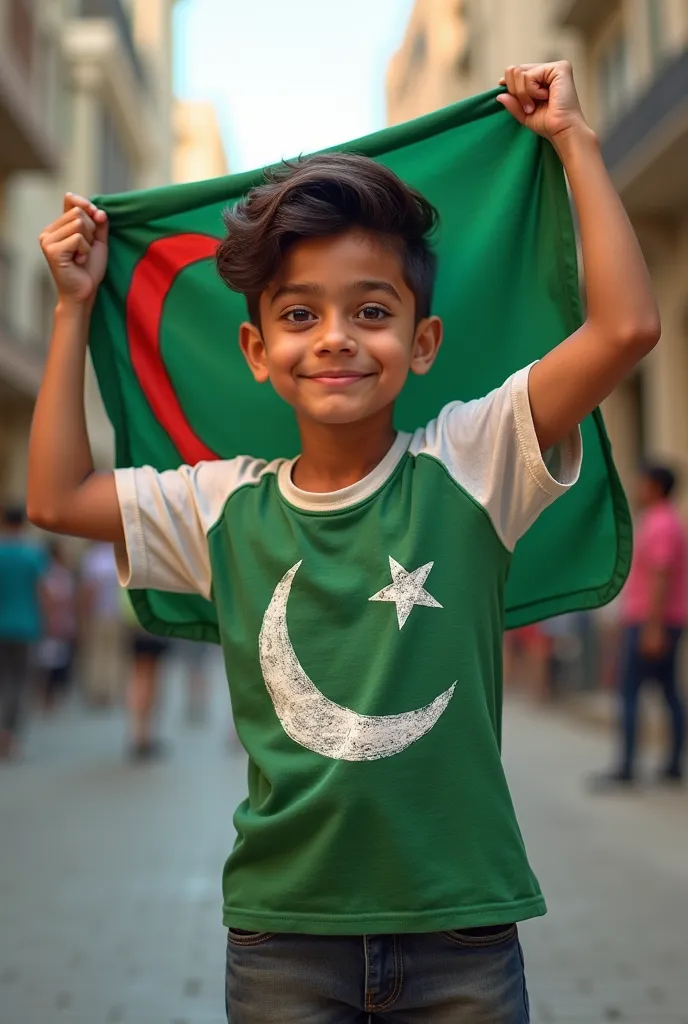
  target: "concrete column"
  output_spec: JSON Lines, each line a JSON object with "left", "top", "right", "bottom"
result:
{"left": 68, "top": 63, "right": 102, "bottom": 197}
{"left": 0, "top": 409, "right": 32, "bottom": 503}
{"left": 65, "top": 66, "right": 114, "bottom": 468}
{"left": 4, "top": 425, "right": 30, "bottom": 502}
{"left": 642, "top": 219, "right": 688, "bottom": 505}
{"left": 0, "top": 417, "right": 13, "bottom": 498}
{"left": 601, "top": 380, "right": 640, "bottom": 497}
{"left": 626, "top": 0, "right": 653, "bottom": 90}
{"left": 132, "top": 0, "right": 173, "bottom": 187}
{"left": 666, "top": 0, "right": 688, "bottom": 53}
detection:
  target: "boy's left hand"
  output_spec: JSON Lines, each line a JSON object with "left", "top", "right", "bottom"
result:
{"left": 496, "top": 61, "right": 588, "bottom": 142}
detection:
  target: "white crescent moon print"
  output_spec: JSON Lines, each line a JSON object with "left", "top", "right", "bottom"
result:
{"left": 258, "top": 561, "right": 456, "bottom": 761}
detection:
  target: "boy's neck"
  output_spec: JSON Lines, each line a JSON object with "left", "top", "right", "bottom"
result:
{"left": 292, "top": 407, "right": 398, "bottom": 494}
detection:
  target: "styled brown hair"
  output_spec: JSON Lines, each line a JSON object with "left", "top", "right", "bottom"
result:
{"left": 216, "top": 153, "right": 439, "bottom": 327}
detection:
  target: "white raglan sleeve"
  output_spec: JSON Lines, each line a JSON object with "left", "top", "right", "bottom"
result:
{"left": 113, "top": 457, "right": 265, "bottom": 598}
{"left": 422, "top": 363, "right": 582, "bottom": 551}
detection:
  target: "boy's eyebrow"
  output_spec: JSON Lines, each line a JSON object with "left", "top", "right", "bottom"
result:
{"left": 351, "top": 280, "right": 402, "bottom": 302}
{"left": 270, "top": 282, "right": 323, "bottom": 304}
{"left": 270, "top": 280, "right": 402, "bottom": 305}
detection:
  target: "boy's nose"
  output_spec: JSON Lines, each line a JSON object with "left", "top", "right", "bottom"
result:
{"left": 313, "top": 328, "right": 358, "bottom": 356}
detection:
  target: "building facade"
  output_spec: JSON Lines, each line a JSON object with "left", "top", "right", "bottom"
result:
{"left": 555, "top": 0, "right": 688, "bottom": 500}
{"left": 387, "top": 0, "right": 585, "bottom": 128}
{"left": 0, "top": 0, "right": 179, "bottom": 503}
{"left": 0, "top": 0, "right": 62, "bottom": 504}
{"left": 387, "top": 0, "right": 688, "bottom": 505}
{"left": 172, "top": 100, "right": 228, "bottom": 185}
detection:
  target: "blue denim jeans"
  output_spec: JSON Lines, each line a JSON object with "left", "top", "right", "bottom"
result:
{"left": 225, "top": 924, "right": 530, "bottom": 1023}
{"left": 619, "top": 625, "right": 685, "bottom": 778}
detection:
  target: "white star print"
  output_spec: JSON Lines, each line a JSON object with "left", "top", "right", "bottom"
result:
{"left": 369, "top": 557, "right": 443, "bottom": 630}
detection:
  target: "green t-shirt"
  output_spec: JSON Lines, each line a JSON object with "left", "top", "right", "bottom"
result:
{"left": 116, "top": 365, "right": 581, "bottom": 934}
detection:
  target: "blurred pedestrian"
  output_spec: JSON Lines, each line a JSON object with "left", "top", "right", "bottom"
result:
{"left": 175, "top": 639, "right": 212, "bottom": 725}
{"left": 592, "top": 465, "right": 687, "bottom": 788}
{"left": 503, "top": 624, "right": 552, "bottom": 702}
{"left": 37, "top": 541, "right": 78, "bottom": 712}
{"left": 0, "top": 505, "right": 47, "bottom": 760}
{"left": 121, "top": 590, "right": 169, "bottom": 761}
{"left": 79, "top": 541, "right": 125, "bottom": 708}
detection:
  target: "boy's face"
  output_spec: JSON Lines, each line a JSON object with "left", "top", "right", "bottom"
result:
{"left": 239, "top": 230, "right": 442, "bottom": 427}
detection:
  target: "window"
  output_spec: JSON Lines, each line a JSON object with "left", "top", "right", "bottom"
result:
{"left": 455, "top": 2, "right": 474, "bottom": 75}
{"left": 98, "top": 106, "right": 135, "bottom": 195}
{"left": 648, "top": 0, "right": 667, "bottom": 69}
{"left": 597, "top": 30, "right": 630, "bottom": 126}
{"left": 399, "top": 26, "right": 428, "bottom": 99}
{"left": 9, "top": 0, "right": 34, "bottom": 77}
{"left": 410, "top": 29, "right": 427, "bottom": 71}
{"left": 36, "top": 271, "right": 57, "bottom": 350}
{"left": 0, "top": 240, "right": 12, "bottom": 329}
{"left": 629, "top": 370, "right": 647, "bottom": 463}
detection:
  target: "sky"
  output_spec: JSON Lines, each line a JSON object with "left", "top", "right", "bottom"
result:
{"left": 173, "top": 0, "right": 416, "bottom": 174}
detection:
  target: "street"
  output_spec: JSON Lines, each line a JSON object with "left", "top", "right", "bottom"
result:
{"left": 1, "top": 658, "right": 687, "bottom": 1024}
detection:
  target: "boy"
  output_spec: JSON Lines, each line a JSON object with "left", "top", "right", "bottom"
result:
{"left": 28, "top": 63, "right": 659, "bottom": 1022}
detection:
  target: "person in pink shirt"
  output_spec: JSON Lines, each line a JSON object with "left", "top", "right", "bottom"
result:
{"left": 595, "top": 465, "right": 687, "bottom": 787}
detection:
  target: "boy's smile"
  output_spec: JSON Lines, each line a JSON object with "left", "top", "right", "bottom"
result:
{"left": 303, "top": 370, "right": 374, "bottom": 388}
{"left": 239, "top": 229, "right": 442, "bottom": 428}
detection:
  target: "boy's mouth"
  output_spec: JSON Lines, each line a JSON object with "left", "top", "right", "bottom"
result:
{"left": 303, "top": 370, "right": 374, "bottom": 387}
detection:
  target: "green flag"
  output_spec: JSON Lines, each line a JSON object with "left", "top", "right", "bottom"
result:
{"left": 90, "top": 87, "right": 631, "bottom": 641}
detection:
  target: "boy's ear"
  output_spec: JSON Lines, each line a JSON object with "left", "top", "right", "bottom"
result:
{"left": 239, "top": 322, "right": 270, "bottom": 383}
{"left": 410, "top": 316, "right": 443, "bottom": 376}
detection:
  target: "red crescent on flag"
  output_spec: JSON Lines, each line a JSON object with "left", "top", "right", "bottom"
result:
{"left": 126, "top": 233, "right": 222, "bottom": 464}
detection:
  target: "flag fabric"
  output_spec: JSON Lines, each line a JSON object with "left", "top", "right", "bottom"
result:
{"left": 90, "top": 87, "right": 631, "bottom": 641}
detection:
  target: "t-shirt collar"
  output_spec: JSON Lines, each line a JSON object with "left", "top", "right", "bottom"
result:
{"left": 277, "top": 431, "right": 412, "bottom": 512}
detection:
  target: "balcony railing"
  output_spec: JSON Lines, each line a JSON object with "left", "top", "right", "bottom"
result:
{"left": 0, "top": 240, "right": 12, "bottom": 328}
{"left": 80, "top": 0, "right": 146, "bottom": 86}
{"left": 0, "top": 0, "right": 59, "bottom": 172}
{"left": 602, "top": 47, "right": 688, "bottom": 178}
{"left": 8, "top": 0, "right": 34, "bottom": 77}
{"left": 0, "top": 239, "right": 45, "bottom": 397}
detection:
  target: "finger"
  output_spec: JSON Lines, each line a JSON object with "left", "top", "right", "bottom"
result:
{"left": 53, "top": 208, "right": 97, "bottom": 244}
{"left": 47, "top": 232, "right": 91, "bottom": 266}
{"left": 524, "top": 67, "right": 550, "bottom": 101}
{"left": 53, "top": 205, "right": 97, "bottom": 243}
{"left": 72, "top": 233, "right": 92, "bottom": 266}
{"left": 93, "top": 209, "right": 108, "bottom": 245}
{"left": 63, "top": 191, "right": 99, "bottom": 220}
{"left": 39, "top": 217, "right": 91, "bottom": 254}
{"left": 504, "top": 66, "right": 517, "bottom": 98}
{"left": 40, "top": 221, "right": 83, "bottom": 249}
{"left": 514, "top": 67, "right": 534, "bottom": 115}
{"left": 495, "top": 93, "right": 527, "bottom": 125}
{"left": 502, "top": 63, "right": 548, "bottom": 84}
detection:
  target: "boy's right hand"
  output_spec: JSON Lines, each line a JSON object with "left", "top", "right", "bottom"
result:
{"left": 39, "top": 193, "right": 109, "bottom": 306}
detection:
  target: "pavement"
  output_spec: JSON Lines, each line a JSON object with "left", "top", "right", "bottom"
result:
{"left": 1, "top": 654, "right": 687, "bottom": 1024}
{"left": 559, "top": 686, "right": 673, "bottom": 743}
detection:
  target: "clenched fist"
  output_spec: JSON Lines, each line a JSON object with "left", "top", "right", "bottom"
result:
{"left": 39, "top": 193, "right": 109, "bottom": 306}
{"left": 496, "top": 61, "right": 588, "bottom": 143}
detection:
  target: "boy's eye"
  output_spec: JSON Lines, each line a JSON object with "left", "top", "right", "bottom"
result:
{"left": 357, "top": 305, "right": 389, "bottom": 321}
{"left": 284, "top": 308, "right": 316, "bottom": 324}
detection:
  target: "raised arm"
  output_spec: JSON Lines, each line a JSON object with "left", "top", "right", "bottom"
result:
{"left": 497, "top": 62, "right": 661, "bottom": 452}
{"left": 27, "top": 194, "right": 123, "bottom": 542}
